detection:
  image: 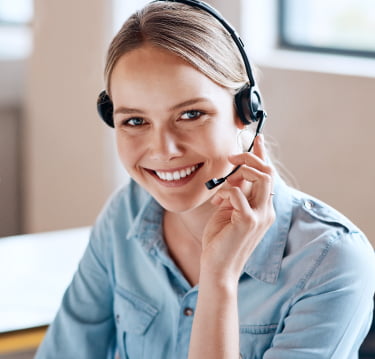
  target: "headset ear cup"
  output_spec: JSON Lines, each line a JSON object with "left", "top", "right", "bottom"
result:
{"left": 234, "top": 84, "right": 264, "bottom": 125}
{"left": 235, "top": 85, "right": 251, "bottom": 125}
{"left": 235, "top": 86, "right": 250, "bottom": 125}
{"left": 97, "top": 91, "right": 114, "bottom": 128}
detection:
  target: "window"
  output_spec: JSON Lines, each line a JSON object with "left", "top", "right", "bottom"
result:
{"left": 279, "top": 0, "right": 375, "bottom": 57}
{"left": 0, "top": 0, "right": 33, "bottom": 58}
{"left": 0, "top": 0, "right": 32, "bottom": 24}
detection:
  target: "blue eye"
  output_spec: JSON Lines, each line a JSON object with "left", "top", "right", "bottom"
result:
{"left": 126, "top": 118, "right": 144, "bottom": 126}
{"left": 181, "top": 110, "right": 203, "bottom": 120}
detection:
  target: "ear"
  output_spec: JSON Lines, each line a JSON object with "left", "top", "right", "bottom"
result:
{"left": 234, "top": 112, "right": 246, "bottom": 130}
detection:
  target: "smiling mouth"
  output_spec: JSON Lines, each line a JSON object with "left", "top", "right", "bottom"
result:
{"left": 149, "top": 163, "right": 203, "bottom": 182}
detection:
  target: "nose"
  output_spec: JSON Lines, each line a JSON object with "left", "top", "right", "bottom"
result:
{"left": 149, "top": 129, "right": 183, "bottom": 162}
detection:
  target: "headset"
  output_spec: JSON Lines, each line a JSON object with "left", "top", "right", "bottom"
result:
{"left": 97, "top": 0, "right": 267, "bottom": 189}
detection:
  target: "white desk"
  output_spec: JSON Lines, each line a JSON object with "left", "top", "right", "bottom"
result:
{"left": 0, "top": 227, "right": 90, "bottom": 334}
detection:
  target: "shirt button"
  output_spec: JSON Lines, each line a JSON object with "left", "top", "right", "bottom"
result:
{"left": 304, "top": 199, "right": 314, "bottom": 210}
{"left": 183, "top": 307, "right": 194, "bottom": 316}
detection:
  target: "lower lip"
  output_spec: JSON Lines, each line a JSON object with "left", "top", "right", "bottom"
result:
{"left": 147, "top": 165, "right": 203, "bottom": 187}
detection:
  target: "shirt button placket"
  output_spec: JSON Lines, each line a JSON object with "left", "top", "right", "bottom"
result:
{"left": 175, "top": 292, "right": 197, "bottom": 358}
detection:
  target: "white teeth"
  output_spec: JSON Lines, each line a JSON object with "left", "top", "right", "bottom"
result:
{"left": 155, "top": 165, "right": 198, "bottom": 181}
{"left": 159, "top": 172, "right": 167, "bottom": 180}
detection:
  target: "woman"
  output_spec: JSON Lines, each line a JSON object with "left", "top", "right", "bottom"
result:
{"left": 35, "top": 1, "right": 375, "bottom": 358}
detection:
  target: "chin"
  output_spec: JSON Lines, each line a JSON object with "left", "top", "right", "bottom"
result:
{"left": 152, "top": 191, "right": 213, "bottom": 214}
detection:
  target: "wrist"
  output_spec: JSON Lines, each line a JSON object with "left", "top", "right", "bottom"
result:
{"left": 198, "top": 264, "right": 239, "bottom": 296}
{"left": 199, "top": 250, "right": 244, "bottom": 287}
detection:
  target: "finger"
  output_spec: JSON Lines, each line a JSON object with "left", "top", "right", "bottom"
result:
{"left": 253, "top": 134, "right": 267, "bottom": 161}
{"left": 228, "top": 151, "right": 271, "bottom": 175}
{"left": 228, "top": 152, "right": 273, "bottom": 188}
{"left": 211, "top": 193, "right": 224, "bottom": 206}
{"left": 227, "top": 165, "right": 273, "bottom": 207}
{"left": 212, "top": 186, "right": 253, "bottom": 220}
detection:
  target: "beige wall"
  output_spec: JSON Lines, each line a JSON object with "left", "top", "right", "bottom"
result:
{"left": 260, "top": 67, "right": 375, "bottom": 244}
{"left": 22, "top": 0, "right": 118, "bottom": 233}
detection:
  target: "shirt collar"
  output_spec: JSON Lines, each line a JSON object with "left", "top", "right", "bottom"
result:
{"left": 126, "top": 195, "right": 164, "bottom": 253}
{"left": 126, "top": 174, "right": 294, "bottom": 285}
{"left": 242, "top": 173, "right": 293, "bottom": 284}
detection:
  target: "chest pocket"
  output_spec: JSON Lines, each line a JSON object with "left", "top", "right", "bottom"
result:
{"left": 239, "top": 324, "right": 277, "bottom": 359}
{"left": 114, "top": 288, "right": 159, "bottom": 359}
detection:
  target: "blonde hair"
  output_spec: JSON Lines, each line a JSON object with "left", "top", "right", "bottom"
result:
{"left": 104, "top": 2, "right": 248, "bottom": 96}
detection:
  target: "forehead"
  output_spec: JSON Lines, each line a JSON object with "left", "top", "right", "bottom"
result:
{"left": 110, "top": 44, "right": 231, "bottom": 107}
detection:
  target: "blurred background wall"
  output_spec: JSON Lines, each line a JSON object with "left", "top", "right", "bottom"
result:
{"left": 0, "top": 0, "right": 374, "bottom": 246}
{"left": 0, "top": 0, "right": 123, "bottom": 236}
{"left": 22, "top": 0, "right": 117, "bottom": 233}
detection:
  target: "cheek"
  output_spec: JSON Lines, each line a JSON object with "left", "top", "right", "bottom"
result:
{"left": 202, "top": 123, "right": 239, "bottom": 156}
{"left": 115, "top": 133, "right": 139, "bottom": 170}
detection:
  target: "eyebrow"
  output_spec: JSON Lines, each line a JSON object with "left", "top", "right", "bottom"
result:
{"left": 113, "top": 97, "right": 211, "bottom": 116}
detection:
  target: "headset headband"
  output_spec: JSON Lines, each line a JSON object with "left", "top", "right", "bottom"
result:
{"left": 155, "top": 0, "right": 256, "bottom": 86}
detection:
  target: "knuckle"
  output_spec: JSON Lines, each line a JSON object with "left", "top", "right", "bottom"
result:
{"left": 260, "top": 172, "right": 272, "bottom": 185}
{"left": 263, "top": 164, "right": 274, "bottom": 176}
{"left": 246, "top": 215, "right": 257, "bottom": 229}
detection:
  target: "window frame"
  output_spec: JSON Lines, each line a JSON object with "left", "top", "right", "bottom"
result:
{"left": 278, "top": 0, "right": 375, "bottom": 58}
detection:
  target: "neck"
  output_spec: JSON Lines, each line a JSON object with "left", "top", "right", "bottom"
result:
{"left": 166, "top": 199, "right": 216, "bottom": 246}
{"left": 162, "top": 200, "right": 217, "bottom": 287}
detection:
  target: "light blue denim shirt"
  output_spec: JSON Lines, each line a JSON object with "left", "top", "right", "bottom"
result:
{"left": 35, "top": 175, "right": 375, "bottom": 359}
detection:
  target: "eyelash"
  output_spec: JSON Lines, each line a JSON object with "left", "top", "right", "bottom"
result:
{"left": 123, "top": 118, "right": 145, "bottom": 127}
{"left": 120, "top": 109, "right": 206, "bottom": 128}
{"left": 180, "top": 110, "right": 205, "bottom": 120}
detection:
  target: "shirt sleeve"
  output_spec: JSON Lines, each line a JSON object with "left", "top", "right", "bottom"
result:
{"left": 264, "top": 230, "right": 375, "bottom": 359}
{"left": 34, "top": 217, "right": 116, "bottom": 359}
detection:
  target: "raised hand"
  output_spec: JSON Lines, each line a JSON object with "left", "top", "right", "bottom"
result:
{"left": 201, "top": 134, "right": 275, "bottom": 283}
